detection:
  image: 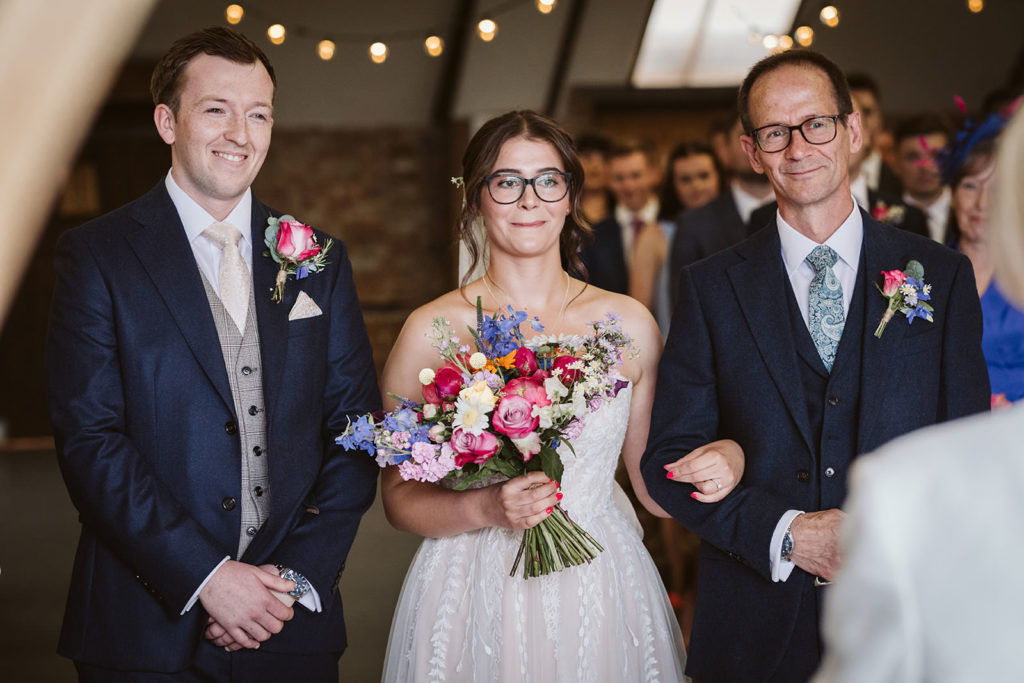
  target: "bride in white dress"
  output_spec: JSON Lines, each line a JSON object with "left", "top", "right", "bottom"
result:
{"left": 379, "top": 111, "right": 743, "bottom": 682}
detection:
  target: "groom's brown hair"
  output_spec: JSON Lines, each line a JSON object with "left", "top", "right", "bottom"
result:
{"left": 150, "top": 26, "right": 276, "bottom": 115}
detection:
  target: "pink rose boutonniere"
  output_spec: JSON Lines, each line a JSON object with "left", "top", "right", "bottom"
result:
{"left": 874, "top": 259, "right": 935, "bottom": 338}
{"left": 263, "top": 215, "right": 333, "bottom": 303}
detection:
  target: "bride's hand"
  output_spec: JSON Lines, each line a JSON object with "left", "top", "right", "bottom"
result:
{"left": 663, "top": 439, "right": 745, "bottom": 503}
{"left": 487, "top": 470, "right": 560, "bottom": 530}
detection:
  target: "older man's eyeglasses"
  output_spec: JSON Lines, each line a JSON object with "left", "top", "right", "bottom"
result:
{"left": 484, "top": 171, "right": 572, "bottom": 204}
{"left": 751, "top": 115, "right": 844, "bottom": 153}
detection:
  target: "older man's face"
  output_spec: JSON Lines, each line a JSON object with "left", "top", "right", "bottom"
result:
{"left": 741, "top": 64, "right": 861, "bottom": 213}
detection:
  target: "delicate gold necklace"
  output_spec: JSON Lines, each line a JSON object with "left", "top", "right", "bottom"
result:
{"left": 482, "top": 270, "right": 571, "bottom": 326}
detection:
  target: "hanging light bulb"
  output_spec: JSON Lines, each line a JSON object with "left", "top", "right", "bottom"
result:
{"left": 778, "top": 35, "right": 794, "bottom": 50}
{"left": 369, "top": 41, "right": 388, "bottom": 64}
{"left": 762, "top": 34, "right": 779, "bottom": 50}
{"left": 225, "top": 4, "right": 244, "bottom": 25}
{"left": 536, "top": 0, "right": 557, "bottom": 14}
{"left": 819, "top": 5, "right": 840, "bottom": 28}
{"left": 317, "top": 40, "right": 336, "bottom": 61}
{"left": 795, "top": 25, "right": 814, "bottom": 46}
{"left": 967, "top": 0, "right": 984, "bottom": 12}
{"left": 477, "top": 19, "right": 498, "bottom": 42}
{"left": 267, "top": 24, "right": 286, "bottom": 45}
{"left": 424, "top": 35, "right": 444, "bottom": 57}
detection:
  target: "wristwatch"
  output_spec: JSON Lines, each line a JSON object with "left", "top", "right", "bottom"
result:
{"left": 275, "top": 564, "right": 311, "bottom": 599}
{"left": 781, "top": 527, "right": 794, "bottom": 561}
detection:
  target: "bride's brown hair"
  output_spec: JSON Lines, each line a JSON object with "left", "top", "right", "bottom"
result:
{"left": 457, "top": 110, "right": 590, "bottom": 287}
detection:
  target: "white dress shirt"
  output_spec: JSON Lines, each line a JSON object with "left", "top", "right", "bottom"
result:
{"left": 166, "top": 171, "right": 321, "bottom": 614}
{"left": 730, "top": 180, "right": 775, "bottom": 225}
{"left": 165, "top": 171, "right": 253, "bottom": 295}
{"left": 903, "top": 187, "right": 951, "bottom": 244}
{"left": 770, "top": 203, "right": 863, "bottom": 581}
{"left": 614, "top": 196, "right": 659, "bottom": 258}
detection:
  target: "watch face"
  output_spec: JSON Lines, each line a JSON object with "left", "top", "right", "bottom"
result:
{"left": 781, "top": 531, "right": 794, "bottom": 559}
{"left": 282, "top": 568, "right": 311, "bottom": 598}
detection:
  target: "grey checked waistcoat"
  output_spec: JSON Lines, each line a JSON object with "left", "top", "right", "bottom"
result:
{"left": 200, "top": 272, "right": 270, "bottom": 557}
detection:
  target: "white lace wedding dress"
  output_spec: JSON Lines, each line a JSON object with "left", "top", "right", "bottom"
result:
{"left": 382, "top": 384, "right": 687, "bottom": 682}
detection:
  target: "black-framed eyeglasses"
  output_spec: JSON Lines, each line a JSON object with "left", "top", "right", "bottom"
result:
{"left": 483, "top": 171, "right": 572, "bottom": 204}
{"left": 750, "top": 115, "right": 845, "bottom": 153}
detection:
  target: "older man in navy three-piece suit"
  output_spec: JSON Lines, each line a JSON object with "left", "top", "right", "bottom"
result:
{"left": 46, "top": 28, "right": 379, "bottom": 681}
{"left": 642, "top": 51, "right": 989, "bottom": 682}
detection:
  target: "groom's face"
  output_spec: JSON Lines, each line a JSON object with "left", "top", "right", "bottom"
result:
{"left": 155, "top": 54, "right": 274, "bottom": 219}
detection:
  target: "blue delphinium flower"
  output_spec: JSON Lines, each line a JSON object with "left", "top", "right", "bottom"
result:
{"left": 336, "top": 414, "right": 376, "bottom": 455}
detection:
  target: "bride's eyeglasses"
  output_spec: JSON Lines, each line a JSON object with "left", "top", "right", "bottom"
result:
{"left": 484, "top": 171, "right": 572, "bottom": 204}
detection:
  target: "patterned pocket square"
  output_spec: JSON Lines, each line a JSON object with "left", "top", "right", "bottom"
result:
{"left": 288, "top": 291, "right": 323, "bottom": 321}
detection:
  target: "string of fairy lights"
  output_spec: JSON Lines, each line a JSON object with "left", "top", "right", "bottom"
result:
{"left": 222, "top": 0, "right": 558, "bottom": 64}
{"left": 222, "top": 0, "right": 989, "bottom": 64}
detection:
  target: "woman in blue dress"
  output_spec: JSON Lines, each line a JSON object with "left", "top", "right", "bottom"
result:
{"left": 944, "top": 115, "right": 1024, "bottom": 404}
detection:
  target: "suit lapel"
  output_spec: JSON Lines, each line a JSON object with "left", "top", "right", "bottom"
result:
{"left": 727, "top": 227, "right": 815, "bottom": 453}
{"left": 857, "top": 214, "right": 912, "bottom": 452}
{"left": 126, "top": 184, "right": 235, "bottom": 413}
{"left": 250, "top": 200, "right": 290, "bottom": 427}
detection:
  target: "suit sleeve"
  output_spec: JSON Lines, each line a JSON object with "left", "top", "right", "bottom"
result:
{"left": 47, "top": 230, "right": 226, "bottom": 611}
{"left": 938, "top": 254, "right": 990, "bottom": 420}
{"left": 641, "top": 265, "right": 792, "bottom": 580}
{"left": 268, "top": 241, "right": 380, "bottom": 595}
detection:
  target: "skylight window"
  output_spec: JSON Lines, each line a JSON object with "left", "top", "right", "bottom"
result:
{"left": 632, "top": 0, "right": 802, "bottom": 88}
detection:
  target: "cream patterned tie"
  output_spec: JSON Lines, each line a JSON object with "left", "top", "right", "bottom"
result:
{"left": 203, "top": 222, "right": 249, "bottom": 334}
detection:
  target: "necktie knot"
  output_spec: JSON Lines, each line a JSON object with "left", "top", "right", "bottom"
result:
{"left": 203, "top": 221, "right": 242, "bottom": 249}
{"left": 806, "top": 244, "right": 837, "bottom": 272}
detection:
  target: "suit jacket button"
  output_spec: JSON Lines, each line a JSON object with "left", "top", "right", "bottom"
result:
{"left": 828, "top": 396, "right": 839, "bottom": 406}
{"left": 225, "top": 421, "right": 238, "bottom": 435}
{"left": 222, "top": 497, "right": 237, "bottom": 511}
{"left": 797, "top": 469, "right": 810, "bottom": 483}
{"left": 824, "top": 467, "right": 836, "bottom": 478}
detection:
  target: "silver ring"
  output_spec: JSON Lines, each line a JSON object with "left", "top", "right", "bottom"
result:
{"left": 712, "top": 478, "right": 722, "bottom": 491}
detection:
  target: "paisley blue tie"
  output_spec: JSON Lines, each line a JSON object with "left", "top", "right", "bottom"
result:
{"left": 806, "top": 245, "right": 845, "bottom": 372}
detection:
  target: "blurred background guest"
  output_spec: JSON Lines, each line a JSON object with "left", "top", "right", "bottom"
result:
{"left": 576, "top": 133, "right": 614, "bottom": 225}
{"left": 891, "top": 115, "right": 953, "bottom": 242}
{"left": 580, "top": 140, "right": 660, "bottom": 295}
{"left": 632, "top": 141, "right": 723, "bottom": 335}
{"left": 847, "top": 72, "right": 903, "bottom": 197}
{"left": 668, "top": 109, "right": 774, "bottom": 307}
{"left": 814, "top": 106, "right": 1024, "bottom": 683}
{"left": 940, "top": 103, "right": 1024, "bottom": 404}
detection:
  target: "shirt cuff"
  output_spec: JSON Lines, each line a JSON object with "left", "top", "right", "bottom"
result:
{"left": 297, "top": 580, "right": 322, "bottom": 612}
{"left": 770, "top": 510, "right": 804, "bottom": 582}
{"left": 181, "top": 556, "right": 231, "bottom": 615}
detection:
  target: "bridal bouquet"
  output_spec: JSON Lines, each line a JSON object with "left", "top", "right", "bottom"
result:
{"left": 337, "top": 300, "right": 635, "bottom": 579}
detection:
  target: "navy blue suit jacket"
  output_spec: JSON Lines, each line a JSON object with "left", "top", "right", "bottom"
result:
{"left": 46, "top": 182, "right": 380, "bottom": 671}
{"left": 579, "top": 215, "right": 629, "bottom": 295}
{"left": 642, "top": 212, "right": 989, "bottom": 681}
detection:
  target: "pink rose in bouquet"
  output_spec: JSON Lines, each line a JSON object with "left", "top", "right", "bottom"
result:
{"left": 503, "top": 376, "right": 551, "bottom": 407}
{"left": 492, "top": 394, "right": 539, "bottom": 439}
{"left": 433, "top": 366, "right": 465, "bottom": 400}
{"left": 551, "top": 355, "right": 582, "bottom": 385}
{"left": 512, "top": 347, "right": 538, "bottom": 375}
{"left": 276, "top": 219, "right": 321, "bottom": 261}
{"left": 450, "top": 427, "right": 499, "bottom": 466}
{"left": 880, "top": 269, "right": 906, "bottom": 297}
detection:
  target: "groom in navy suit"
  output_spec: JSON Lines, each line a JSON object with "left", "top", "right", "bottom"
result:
{"left": 642, "top": 51, "right": 989, "bottom": 682}
{"left": 46, "top": 28, "right": 379, "bottom": 681}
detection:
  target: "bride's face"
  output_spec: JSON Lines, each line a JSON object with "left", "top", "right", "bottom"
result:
{"left": 479, "top": 136, "right": 569, "bottom": 261}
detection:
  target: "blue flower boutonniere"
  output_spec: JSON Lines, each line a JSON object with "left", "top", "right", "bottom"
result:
{"left": 874, "top": 259, "right": 934, "bottom": 338}
{"left": 263, "top": 215, "right": 333, "bottom": 303}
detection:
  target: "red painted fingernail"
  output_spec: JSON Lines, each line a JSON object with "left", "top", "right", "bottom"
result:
{"left": 546, "top": 507, "right": 553, "bottom": 514}
{"left": 556, "top": 492, "right": 563, "bottom": 501}
{"left": 690, "top": 492, "right": 698, "bottom": 499}
{"left": 666, "top": 471, "right": 674, "bottom": 479}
